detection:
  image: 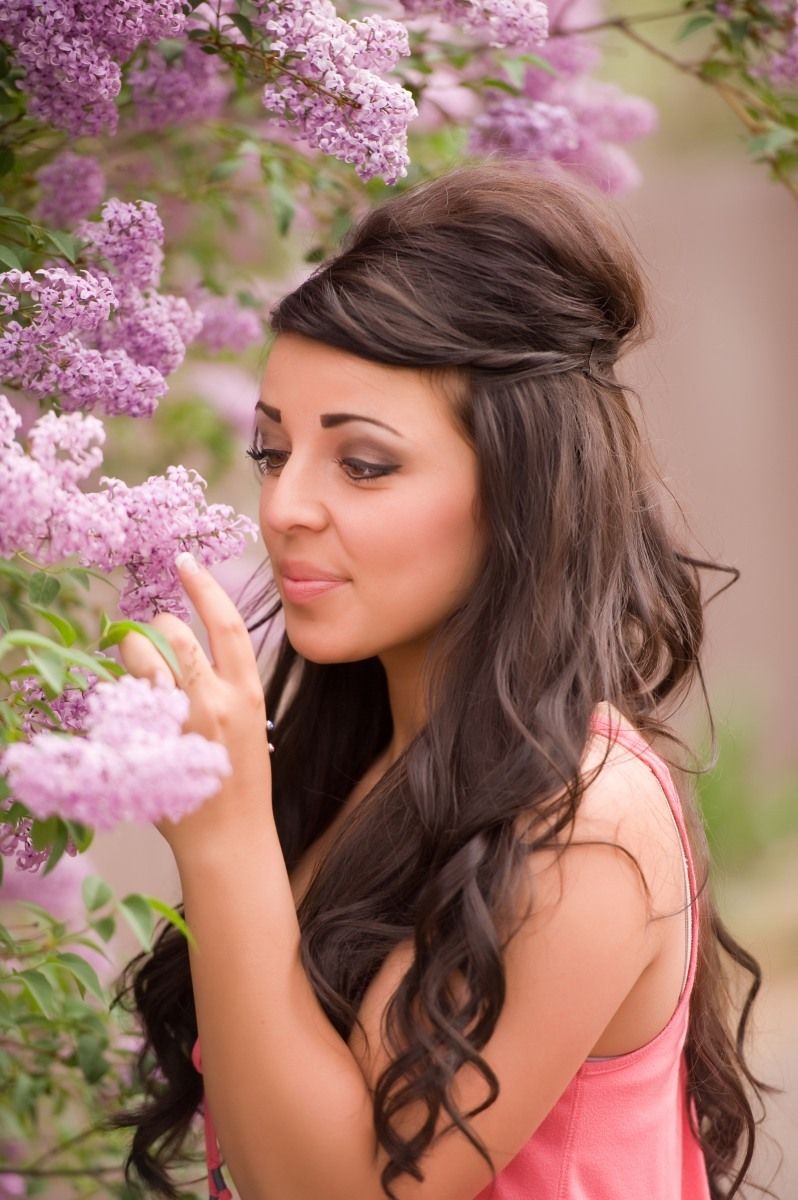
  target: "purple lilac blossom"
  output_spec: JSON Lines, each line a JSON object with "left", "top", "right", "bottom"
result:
{"left": 252, "top": 0, "right": 417, "bottom": 183}
{"left": 94, "top": 290, "right": 204, "bottom": 378}
{"left": 127, "top": 41, "right": 231, "bottom": 131}
{"left": 193, "top": 291, "right": 264, "bottom": 353}
{"left": 400, "top": 0, "right": 548, "bottom": 50}
{"left": 34, "top": 151, "right": 106, "bottom": 229}
{"left": 10, "top": 672, "right": 98, "bottom": 737}
{"left": 0, "top": 268, "right": 168, "bottom": 418}
{"left": 753, "top": 0, "right": 798, "bottom": 84}
{"left": 0, "top": 395, "right": 258, "bottom": 617}
{"left": 3, "top": 676, "right": 232, "bottom": 831}
{"left": 0, "top": 0, "right": 185, "bottom": 135}
{"left": 75, "top": 199, "right": 165, "bottom": 292}
{"left": 469, "top": 34, "right": 658, "bottom": 194}
{"left": 101, "top": 466, "right": 259, "bottom": 619}
{"left": 1, "top": 198, "right": 203, "bottom": 415}
{"left": 0, "top": 804, "right": 80, "bottom": 872}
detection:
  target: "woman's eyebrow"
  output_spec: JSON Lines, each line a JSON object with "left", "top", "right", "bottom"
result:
{"left": 255, "top": 401, "right": 403, "bottom": 438}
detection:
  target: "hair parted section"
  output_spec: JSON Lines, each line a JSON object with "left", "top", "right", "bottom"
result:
{"left": 110, "top": 162, "right": 771, "bottom": 1200}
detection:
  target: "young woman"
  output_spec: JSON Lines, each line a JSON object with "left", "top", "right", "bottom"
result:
{"left": 113, "top": 162, "right": 768, "bottom": 1200}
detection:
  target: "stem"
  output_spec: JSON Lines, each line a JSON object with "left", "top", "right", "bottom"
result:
{"left": 25, "top": 1121, "right": 114, "bottom": 1169}
{"left": 551, "top": 8, "right": 689, "bottom": 34}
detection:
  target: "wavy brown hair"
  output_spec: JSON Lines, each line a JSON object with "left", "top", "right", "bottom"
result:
{"left": 111, "top": 162, "right": 771, "bottom": 1199}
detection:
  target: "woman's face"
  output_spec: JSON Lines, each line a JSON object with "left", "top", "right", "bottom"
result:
{"left": 254, "top": 333, "right": 485, "bottom": 665}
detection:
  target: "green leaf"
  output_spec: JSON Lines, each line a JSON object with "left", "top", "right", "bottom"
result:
{"left": 144, "top": 897, "right": 196, "bottom": 948}
{"left": 67, "top": 568, "right": 91, "bottom": 591}
{"left": 30, "top": 816, "right": 60, "bottom": 851}
{"left": 55, "top": 952, "right": 107, "bottom": 1004}
{"left": 17, "top": 968, "right": 57, "bottom": 1018}
{"left": 42, "top": 821, "right": 70, "bottom": 876}
{"left": 228, "top": 12, "right": 253, "bottom": 39}
{"left": 76, "top": 1032, "right": 109, "bottom": 1082}
{"left": 0, "top": 630, "right": 117, "bottom": 681}
{"left": 209, "top": 159, "right": 242, "bottom": 183}
{"left": 0, "top": 598, "right": 8, "bottom": 632}
{"left": 748, "top": 127, "right": 796, "bottom": 156}
{"left": 120, "top": 894, "right": 155, "bottom": 950}
{"left": 0, "top": 146, "right": 15, "bottom": 176}
{"left": 99, "top": 619, "right": 180, "bottom": 677}
{"left": 28, "top": 571, "right": 61, "bottom": 607}
{"left": 501, "top": 59, "right": 527, "bottom": 90}
{"left": 26, "top": 644, "right": 67, "bottom": 693}
{"left": 0, "top": 206, "right": 30, "bottom": 225}
{"left": 157, "top": 37, "right": 186, "bottom": 64}
{"left": 676, "top": 13, "right": 715, "bottom": 39}
{"left": 43, "top": 229, "right": 80, "bottom": 264}
{"left": 0, "top": 244, "right": 21, "bottom": 270}
{"left": 90, "top": 915, "right": 116, "bottom": 942}
{"left": 31, "top": 605, "right": 77, "bottom": 647}
{"left": 475, "top": 77, "right": 519, "bottom": 96}
{"left": 65, "top": 820, "right": 93, "bottom": 852}
{"left": 517, "top": 52, "right": 559, "bottom": 77}
{"left": 82, "top": 874, "right": 113, "bottom": 913}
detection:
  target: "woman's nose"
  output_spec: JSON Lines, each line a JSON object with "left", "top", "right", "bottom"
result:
{"left": 260, "top": 455, "right": 329, "bottom": 535}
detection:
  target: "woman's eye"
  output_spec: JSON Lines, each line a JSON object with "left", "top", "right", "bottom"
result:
{"left": 246, "top": 445, "right": 289, "bottom": 475}
{"left": 336, "top": 457, "right": 400, "bottom": 483}
{"left": 245, "top": 445, "right": 399, "bottom": 484}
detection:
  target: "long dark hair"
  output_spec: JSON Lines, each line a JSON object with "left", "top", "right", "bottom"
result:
{"left": 111, "top": 162, "right": 771, "bottom": 1199}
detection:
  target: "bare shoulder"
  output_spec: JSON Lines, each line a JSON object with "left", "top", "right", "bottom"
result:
{"left": 516, "top": 703, "right": 686, "bottom": 927}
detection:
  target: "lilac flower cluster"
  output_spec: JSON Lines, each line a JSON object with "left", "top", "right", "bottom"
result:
{"left": 253, "top": 0, "right": 417, "bottom": 183}
{"left": 34, "top": 151, "right": 106, "bottom": 229}
{"left": 1, "top": 200, "right": 203, "bottom": 417}
{"left": 3, "top": 675, "right": 232, "bottom": 831}
{"left": 0, "top": 673, "right": 96, "bottom": 872}
{"left": 0, "top": 394, "right": 259, "bottom": 620}
{"left": 127, "top": 42, "right": 231, "bottom": 132}
{"left": 753, "top": 0, "right": 798, "bottom": 84}
{"left": 101, "top": 465, "right": 259, "bottom": 619}
{"left": 193, "top": 291, "right": 264, "bottom": 353}
{"left": 469, "top": 31, "right": 658, "bottom": 193}
{"left": 0, "top": 802, "right": 80, "bottom": 872}
{"left": 400, "top": 0, "right": 548, "bottom": 51}
{"left": 76, "top": 199, "right": 165, "bottom": 291}
{"left": 10, "top": 671, "right": 99, "bottom": 737}
{"left": 0, "top": 265, "right": 166, "bottom": 419}
{"left": 0, "top": 0, "right": 185, "bottom": 135}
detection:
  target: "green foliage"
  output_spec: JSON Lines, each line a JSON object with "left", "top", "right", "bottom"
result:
{"left": 0, "top": 877, "right": 205, "bottom": 1196}
{"left": 695, "top": 718, "right": 798, "bottom": 874}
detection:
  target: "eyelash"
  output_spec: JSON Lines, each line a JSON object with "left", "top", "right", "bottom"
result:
{"left": 245, "top": 444, "right": 399, "bottom": 484}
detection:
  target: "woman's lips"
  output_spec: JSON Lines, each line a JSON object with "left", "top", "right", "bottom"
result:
{"left": 281, "top": 577, "right": 348, "bottom": 604}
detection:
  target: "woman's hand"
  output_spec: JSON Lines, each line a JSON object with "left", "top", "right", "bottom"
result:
{"left": 118, "top": 552, "right": 272, "bottom": 860}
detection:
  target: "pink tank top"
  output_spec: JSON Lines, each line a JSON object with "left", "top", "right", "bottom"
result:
{"left": 191, "top": 710, "right": 710, "bottom": 1200}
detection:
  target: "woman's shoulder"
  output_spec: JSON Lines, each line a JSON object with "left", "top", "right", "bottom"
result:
{"left": 515, "top": 702, "right": 687, "bottom": 927}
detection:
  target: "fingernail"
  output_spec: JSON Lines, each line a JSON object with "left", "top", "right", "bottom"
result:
{"left": 175, "top": 551, "right": 199, "bottom": 574}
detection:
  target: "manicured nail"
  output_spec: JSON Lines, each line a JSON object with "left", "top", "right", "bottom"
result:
{"left": 175, "top": 551, "right": 199, "bottom": 574}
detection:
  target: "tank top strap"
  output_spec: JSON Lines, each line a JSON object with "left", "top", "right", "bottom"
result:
{"left": 587, "top": 709, "right": 700, "bottom": 997}
{"left": 192, "top": 1037, "right": 235, "bottom": 1200}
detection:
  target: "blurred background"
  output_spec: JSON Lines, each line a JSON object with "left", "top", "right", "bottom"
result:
{"left": 77, "top": 13, "right": 797, "bottom": 1194}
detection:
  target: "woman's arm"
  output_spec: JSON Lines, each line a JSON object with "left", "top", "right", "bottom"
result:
{"left": 122, "top": 557, "right": 659, "bottom": 1200}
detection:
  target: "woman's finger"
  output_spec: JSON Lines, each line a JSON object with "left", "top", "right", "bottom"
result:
{"left": 174, "top": 552, "right": 260, "bottom": 688}
{"left": 118, "top": 628, "right": 177, "bottom": 687}
{"left": 149, "top": 611, "right": 216, "bottom": 695}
